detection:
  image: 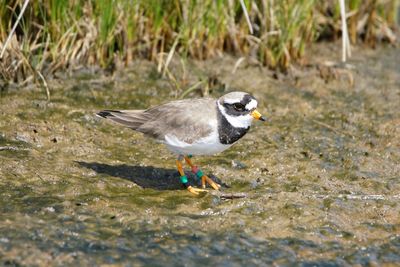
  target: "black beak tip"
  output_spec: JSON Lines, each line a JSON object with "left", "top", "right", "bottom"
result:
{"left": 259, "top": 116, "right": 266, "bottom": 122}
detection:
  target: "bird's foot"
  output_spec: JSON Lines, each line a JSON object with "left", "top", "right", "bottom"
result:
{"left": 184, "top": 156, "right": 221, "bottom": 191}
{"left": 201, "top": 175, "right": 221, "bottom": 190}
{"left": 187, "top": 186, "right": 208, "bottom": 195}
{"left": 178, "top": 155, "right": 222, "bottom": 195}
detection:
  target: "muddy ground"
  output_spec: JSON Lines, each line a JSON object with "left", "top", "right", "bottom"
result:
{"left": 0, "top": 44, "right": 399, "bottom": 266}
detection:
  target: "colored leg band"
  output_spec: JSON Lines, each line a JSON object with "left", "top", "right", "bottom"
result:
{"left": 191, "top": 166, "right": 203, "bottom": 179}
{"left": 180, "top": 175, "right": 188, "bottom": 184}
{"left": 191, "top": 166, "right": 199, "bottom": 173}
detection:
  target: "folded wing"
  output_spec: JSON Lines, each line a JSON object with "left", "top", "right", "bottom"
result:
{"left": 97, "top": 98, "right": 216, "bottom": 144}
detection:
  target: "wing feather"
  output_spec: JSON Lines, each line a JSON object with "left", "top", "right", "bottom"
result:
{"left": 97, "top": 98, "right": 217, "bottom": 143}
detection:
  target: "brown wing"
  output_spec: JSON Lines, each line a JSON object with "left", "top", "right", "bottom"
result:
{"left": 97, "top": 98, "right": 217, "bottom": 143}
{"left": 97, "top": 109, "right": 151, "bottom": 129}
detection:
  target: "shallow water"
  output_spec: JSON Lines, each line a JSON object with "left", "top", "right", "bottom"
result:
{"left": 1, "top": 46, "right": 399, "bottom": 266}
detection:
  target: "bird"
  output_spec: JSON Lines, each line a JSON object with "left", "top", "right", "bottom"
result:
{"left": 97, "top": 91, "right": 265, "bottom": 195}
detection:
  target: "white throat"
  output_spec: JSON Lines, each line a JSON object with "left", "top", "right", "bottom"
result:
{"left": 217, "top": 102, "right": 254, "bottom": 128}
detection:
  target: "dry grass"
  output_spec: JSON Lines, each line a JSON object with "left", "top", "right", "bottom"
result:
{"left": 0, "top": 0, "right": 398, "bottom": 87}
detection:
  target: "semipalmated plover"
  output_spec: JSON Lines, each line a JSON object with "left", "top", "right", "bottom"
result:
{"left": 97, "top": 91, "right": 265, "bottom": 194}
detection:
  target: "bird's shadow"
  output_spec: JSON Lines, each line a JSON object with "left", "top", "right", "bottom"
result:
{"left": 76, "top": 161, "right": 223, "bottom": 190}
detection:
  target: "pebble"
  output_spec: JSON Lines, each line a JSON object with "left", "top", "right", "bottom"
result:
{"left": 231, "top": 160, "right": 247, "bottom": 169}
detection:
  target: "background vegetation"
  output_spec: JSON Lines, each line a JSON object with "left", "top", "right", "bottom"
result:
{"left": 0, "top": 0, "right": 398, "bottom": 86}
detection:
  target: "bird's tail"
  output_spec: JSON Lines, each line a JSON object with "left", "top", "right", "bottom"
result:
{"left": 96, "top": 109, "right": 149, "bottom": 130}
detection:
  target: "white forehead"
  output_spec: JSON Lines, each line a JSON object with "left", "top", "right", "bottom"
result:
{"left": 221, "top": 92, "right": 247, "bottom": 103}
{"left": 245, "top": 99, "right": 258, "bottom": 110}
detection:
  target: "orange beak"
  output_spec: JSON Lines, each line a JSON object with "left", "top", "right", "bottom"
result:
{"left": 251, "top": 110, "right": 266, "bottom": 121}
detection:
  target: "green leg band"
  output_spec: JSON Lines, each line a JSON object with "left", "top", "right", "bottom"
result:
{"left": 180, "top": 175, "right": 188, "bottom": 184}
{"left": 196, "top": 170, "right": 204, "bottom": 179}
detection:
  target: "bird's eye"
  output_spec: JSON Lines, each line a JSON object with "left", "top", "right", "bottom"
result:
{"left": 233, "top": 103, "right": 245, "bottom": 111}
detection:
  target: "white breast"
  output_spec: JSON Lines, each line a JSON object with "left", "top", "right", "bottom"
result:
{"left": 163, "top": 130, "right": 232, "bottom": 156}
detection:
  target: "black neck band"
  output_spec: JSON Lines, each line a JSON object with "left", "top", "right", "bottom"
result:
{"left": 216, "top": 105, "right": 250, "bottom": 145}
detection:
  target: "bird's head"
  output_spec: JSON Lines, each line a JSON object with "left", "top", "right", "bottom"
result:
{"left": 217, "top": 91, "right": 265, "bottom": 128}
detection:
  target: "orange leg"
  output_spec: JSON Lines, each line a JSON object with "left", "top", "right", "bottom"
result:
{"left": 184, "top": 156, "right": 220, "bottom": 190}
{"left": 176, "top": 157, "right": 206, "bottom": 195}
